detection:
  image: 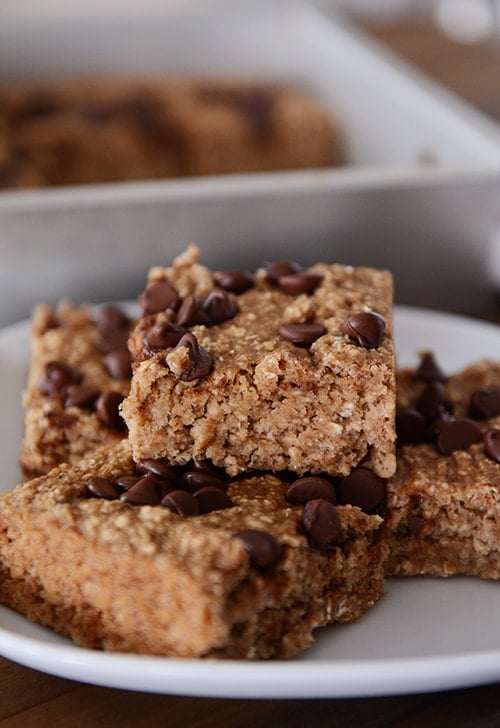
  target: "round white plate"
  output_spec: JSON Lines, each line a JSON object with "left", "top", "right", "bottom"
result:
{"left": 0, "top": 306, "right": 499, "bottom": 698}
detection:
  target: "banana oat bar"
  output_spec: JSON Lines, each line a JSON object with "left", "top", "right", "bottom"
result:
{"left": 20, "top": 301, "right": 133, "bottom": 478}
{"left": 0, "top": 77, "right": 340, "bottom": 189}
{"left": 0, "top": 441, "right": 388, "bottom": 658}
{"left": 385, "top": 354, "right": 500, "bottom": 579}
{"left": 122, "top": 246, "right": 396, "bottom": 478}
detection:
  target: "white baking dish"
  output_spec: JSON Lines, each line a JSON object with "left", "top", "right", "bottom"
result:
{"left": 1, "top": 1, "right": 500, "bottom": 325}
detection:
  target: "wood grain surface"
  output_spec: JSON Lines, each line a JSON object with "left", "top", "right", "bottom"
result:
{"left": 1, "top": 17, "right": 499, "bottom": 728}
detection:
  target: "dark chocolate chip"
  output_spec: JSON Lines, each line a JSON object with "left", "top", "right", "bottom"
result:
{"left": 278, "top": 272, "right": 323, "bottom": 296}
{"left": 86, "top": 476, "right": 120, "bottom": 500}
{"left": 162, "top": 489, "right": 200, "bottom": 517}
{"left": 64, "top": 385, "right": 100, "bottom": 409}
{"left": 104, "top": 349, "right": 132, "bottom": 380}
{"left": 396, "top": 408, "right": 428, "bottom": 446}
{"left": 279, "top": 323, "right": 325, "bottom": 347}
{"left": 202, "top": 289, "right": 239, "bottom": 326}
{"left": 213, "top": 270, "right": 254, "bottom": 294}
{"left": 416, "top": 382, "right": 451, "bottom": 422}
{"left": 413, "top": 352, "right": 447, "bottom": 382}
{"left": 120, "top": 473, "right": 161, "bottom": 506}
{"left": 469, "top": 388, "right": 500, "bottom": 420}
{"left": 338, "top": 467, "right": 386, "bottom": 512}
{"left": 341, "top": 312, "right": 385, "bottom": 350}
{"left": 144, "top": 321, "right": 186, "bottom": 351}
{"left": 484, "top": 428, "right": 500, "bottom": 462}
{"left": 94, "top": 306, "right": 130, "bottom": 332}
{"left": 188, "top": 458, "right": 227, "bottom": 480}
{"left": 266, "top": 260, "right": 302, "bottom": 285}
{"left": 182, "top": 470, "right": 228, "bottom": 492}
{"left": 95, "top": 391, "right": 126, "bottom": 430}
{"left": 136, "top": 458, "right": 177, "bottom": 482}
{"left": 176, "top": 295, "right": 210, "bottom": 327}
{"left": 94, "top": 327, "right": 130, "bottom": 354}
{"left": 38, "top": 361, "right": 82, "bottom": 395}
{"left": 436, "top": 418, "right": 482, "bottom": 455}
{"left": 234, "top": 529, "right": 282, "bottom": 570}
{"left": 170, "top": 333, "right": 214, "bottom": 381}
{"left": 285, "top": 476, "right": 336, "bottom": 505}
{"left": 302, "top": 499, "right": 341, "bottom": 546}
{"left": 194, "top": 486, "right": 234, "bottom": 514}
{"left": 140, "top": 279, "right": 180, "bottom": 315}
{"left": 114, "top": 475, "right": 141, "bottom": 492}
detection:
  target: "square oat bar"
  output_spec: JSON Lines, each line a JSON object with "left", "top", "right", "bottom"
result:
{"left": 385, "top": 354, "right": 500, "bottom": 579}
{"left": 20, "top": 301, "right": 133, "bottom": 478}
{"left": 0, "top": 441, "right": 387, "bottom": 658}
{"left": 121, "top": 245, "right": 396, "bottom": 478}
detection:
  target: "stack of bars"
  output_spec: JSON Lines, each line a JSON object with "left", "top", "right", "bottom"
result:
{"left": 0, "top": 245, "right": 498, "bottom": 659}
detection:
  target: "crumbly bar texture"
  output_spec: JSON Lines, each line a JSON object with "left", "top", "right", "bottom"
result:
{"left": 384, "top": 356, "right": 500, "bottom": 579}
{"left": 0, "top": 77, "right": 341, "bottom": 189}
{"left": 122, "top": 246, "right": 396, "bottom": 478}
{"left": 19, "top": 301, "right": 133, "bottom": 479}
{"left": 0, "top": 441, "right": 387, "bottom": 659}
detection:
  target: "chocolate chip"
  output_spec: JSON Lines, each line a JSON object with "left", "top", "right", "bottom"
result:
{"left": 279, "top": 323, "right": 325, "bottom": 347}
{"left": 145, "top": 321, "right": 186, "bottom": 352}
{"left": 413, "top": 352, "right": 447, "bottom": 382}
{"left": 436, "top": 418, "right": 483, "bottom": 455}
{"left": 176, "top": 295, "right": 210, "bottom": 327}
{"left": 136, "top": 458, "right": 177, "bottom": 482}
{"left": 95, "top": 391, "right": 126, "bottom": 430}
{"left": 341, "top": 312, "right": 385, "bottom": 350}
{"left": 278, "top": 272, "right": 323, "bottom": 296}
{"left": 94, "top": 306, "right": 130, "bottom": 332}
{"left": 104, "top": 349, "right": 132, "bottom": 380}
{"left": 416, "top": 382, "right": 451, "bottom": 422}
{"left": 194, "top": 487, "right": 234, "bottom": 514}
{"left": 120, "top": 473, "right": 162, "bottom": 506}
{"left": 213, "top": 270, "right": 254, "bottom": 294}
{"left": 302, "top": 499, "right": 341, "bottom": 547}
{"left": 114, "top": 475, "right": 141, "bottom": 491}
{"left": 188, "top": 458, "right": 227, "bottom": 480}
{"left": 183, "top": 470, "right": 228, "bottom": 493}
{"left": 170, "top": 333, "right": 214, "bottom": 381}
{"left": 396, "top": 408, "right": 428, "bottom": 446}
{"left": 338, "top": 467, "right": 386, "bottom": 512}
{"left": 202, "top": 289, "right": 239, "bottom": 326}
{"left": 469, "top": 388, "right": 500, "bottom": 420}
{"left": 140, "top": 279, "right": 180, "bottom": 315}
{"left": 285, "top": 476, "right": 336, "bottom": 505}
{"left": 484, "top": 428, "right": 500, "bottom": 462}
{"left": 266, "top": 260, "right": 302, "bottom": 285}
{"left": 162, "top": 489, "right": 200, "bottom": 517}
{"left": 87, "top": 476, "right": 120, "bottom": 500}
{"left": 38, "top": 361, "right": 82, "bottom": 395}
{"left": 94, "top": 327, "right": 130, "bottom": 354}
{"left": 64, "top": 385, "right": 100, "bottom": 409}
{"left": 234, "top": 529, "right": 282, "bottom": 570}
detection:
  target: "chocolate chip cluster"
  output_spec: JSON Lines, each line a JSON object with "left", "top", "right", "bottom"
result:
{"left": 37, "top": 306, "right": 133, "bottom": 431}
{"left": 396, "top": 352, "right": 500, "bottom": 462}
{"left": 139, "top": 260, "right": 386, "bottom": 381}
{"left": 86, "top": 457, "right": 386, "bottom": 569}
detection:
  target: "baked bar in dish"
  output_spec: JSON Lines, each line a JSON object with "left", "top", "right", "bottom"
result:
{"left": 0, "top": 77, "right": 341, "bottom": 188}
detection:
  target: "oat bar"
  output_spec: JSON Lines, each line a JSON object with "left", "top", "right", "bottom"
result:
{"left": 19, "top": 301, "right": 133, "bottom": 478}
{"left": 0, "top": 78, "right": 341, "bottom": 189}
{"left": 384, "top": 354, "right": 500, "bottom": 579}
{"left": 0, "top": 441, "right": 387, "bottom": 658}
{"left": 121, "top": 245, "right": 396, "bottom": 478}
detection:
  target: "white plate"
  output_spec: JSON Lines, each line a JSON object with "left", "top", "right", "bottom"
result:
{"left": 0, "top": 305, "right": 499, "bottom": 698}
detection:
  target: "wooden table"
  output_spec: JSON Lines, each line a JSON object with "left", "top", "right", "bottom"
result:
{"left": 1, "top": 18, "right": 500, "bottom": 728}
